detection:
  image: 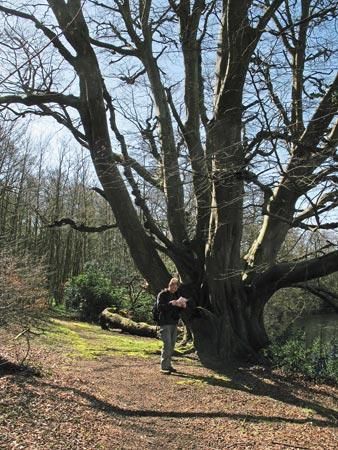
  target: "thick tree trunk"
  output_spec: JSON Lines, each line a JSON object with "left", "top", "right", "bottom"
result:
{"left": 45, "top": 0, "right": 171, "bottom": 295}
{"left": 181, "top": 280, "right": 270, "bottom": 368}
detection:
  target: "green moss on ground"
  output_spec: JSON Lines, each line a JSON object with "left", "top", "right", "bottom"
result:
{"left": 42, "top": 318, "right": 162, "bottom": 359}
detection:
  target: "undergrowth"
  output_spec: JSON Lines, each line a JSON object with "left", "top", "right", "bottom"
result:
{"left": 266, "top": 327, "right": 338, "bottom": 384}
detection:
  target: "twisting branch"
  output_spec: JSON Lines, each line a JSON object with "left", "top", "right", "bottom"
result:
{"left": 255, "top": 250, "right": 338, "bottom": 294}
{"left": 89, "top": 37, "right": 138, "bottom": 56}
{"left": 293, "top": 190, "right": 338, "bottom": 226}
{"left": 38, "top": 104, "right": 89, "bottom": 148}
{"left": 0, "top": 93, "right": 80, "bottom": 108}
{"left": 47, "top": 218, "right": 117, "bottom": 233}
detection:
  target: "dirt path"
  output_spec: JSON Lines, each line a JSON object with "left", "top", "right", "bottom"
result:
{"left": 1, "top": 321, "right": 337, "bottom": 450}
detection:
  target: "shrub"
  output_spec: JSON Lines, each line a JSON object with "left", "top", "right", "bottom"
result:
{"left": 266, "top": 327, "right": 338, "bottom": 384}
{"left": 64, "top": 270, "right": 121, "bottom": 322}
{"left": 63, "top": 262, "right": 156, "bottom": 324}
{"left": 127, "top": 292, "right": 154, "bottom": 323}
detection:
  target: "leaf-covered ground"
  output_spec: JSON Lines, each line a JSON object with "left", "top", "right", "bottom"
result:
{"left": 1, "top": 320, "right": 337, "bottom": 450}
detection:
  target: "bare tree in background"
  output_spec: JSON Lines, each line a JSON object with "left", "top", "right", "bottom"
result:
{"left": 0, "top": 0, "right": 337, "bottom": 366}
{"left": 0, "top": 248, "right": 48, "bottom": 327}
{"left": 0, "top": 125, "right": 134, "bottom": 302}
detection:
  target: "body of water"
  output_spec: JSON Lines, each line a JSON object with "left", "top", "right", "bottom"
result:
{"left": 293, "top": 313, "right": 338, "bottom": 345}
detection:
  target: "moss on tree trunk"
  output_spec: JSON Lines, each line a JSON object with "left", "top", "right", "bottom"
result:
{"left": 99, "top": 308, "right": 158, "bottom": 338}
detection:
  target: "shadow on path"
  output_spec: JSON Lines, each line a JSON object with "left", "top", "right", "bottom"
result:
{"left": 9, "top": 365, "right": 337, "bottom": 429}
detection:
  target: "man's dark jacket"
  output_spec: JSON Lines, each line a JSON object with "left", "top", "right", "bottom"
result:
{"left": 157, "top": 289, "right": 180, "bottom": 326}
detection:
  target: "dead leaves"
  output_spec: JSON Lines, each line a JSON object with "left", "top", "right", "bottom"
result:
{"left": 1, "top": 329, "right": 337, "bottom": 450}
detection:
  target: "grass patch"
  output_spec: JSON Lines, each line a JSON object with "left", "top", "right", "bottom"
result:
{"left": 48, "top": 304, "right": 79, "bottom": 320}
{"left": 174, "top": 342, "right": 195, "bottom": 355}
{"left": 42, "top": 318, "right": 161, "bottom": 360}
{"left": 176, "top": 372, "right": 232, "bottom": 388}
{"left": 177, "top": 379, "right": 207, "bottom": 387}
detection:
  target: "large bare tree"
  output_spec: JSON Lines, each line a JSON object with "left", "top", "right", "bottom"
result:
{"left": 0, "top": 0, "right": 337, "bottom": 366}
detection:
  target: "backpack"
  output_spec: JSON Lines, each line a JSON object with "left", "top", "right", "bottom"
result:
{"left": 152, "top": 297, "right": 160, "bottom": 324}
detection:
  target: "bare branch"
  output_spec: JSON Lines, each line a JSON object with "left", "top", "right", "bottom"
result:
{"left": 256, "top": 249, "right": 338, "bottom": 292}
{"left": 299, "top": 73, "right": 338, "bottom": 150}
{"left": 102, "top": 84, "right": 160, "bottom": 189}
{"left": 0, "top": 93, "right": 80, "bottom": 109}
{"left": 0, "top": 4, "right": 77, "bottom": 72}
{"left": 276, "top": 5, "right": 337, "bottom": 36}
{"left": 102, "top": 82, "right": 172, "bottom": 247}
{"left": 256, "top": 0, "right": 286, "bottom": 32}
{"left": 89, "top": 37, "right": 138, "bottom": 56}
{"left": 293, "top": 190, "right": 338, "bottom": 226}
{"left": 166, "top": 86, "right": 186, "bottom": 135}
{"left": 47, "top": 217, "right": 117, "bottom": 233}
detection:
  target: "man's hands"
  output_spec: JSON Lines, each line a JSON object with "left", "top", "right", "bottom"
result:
{"left": 170, "top": 297, "right": 188, "bottom": 308}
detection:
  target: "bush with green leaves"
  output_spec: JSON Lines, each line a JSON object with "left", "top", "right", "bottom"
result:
{"left": 64, "top": 270, "right": 122, "bottom": 322}
{"left": 127, "top": 291, "right": 154, "bottom": 323}
{"left": 63, "top": 261, "right": 157, "bottom": 323}
{"left": 266, "top": 327, "right": 338, "bottom": 384}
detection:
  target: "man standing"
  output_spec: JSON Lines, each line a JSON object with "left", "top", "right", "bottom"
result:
{"left": 157, "top": 277, "right": 187, "bottom": 374}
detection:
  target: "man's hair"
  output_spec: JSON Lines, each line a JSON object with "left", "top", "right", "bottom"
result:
{"left": 169, "top": 277, "right": 179, "bottom": 286}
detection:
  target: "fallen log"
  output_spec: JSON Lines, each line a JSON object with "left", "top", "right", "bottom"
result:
{"left": 99, "top": 308, "right": 158, "bottom": 338}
